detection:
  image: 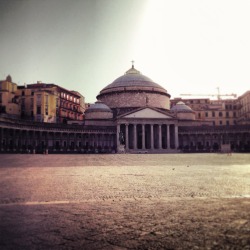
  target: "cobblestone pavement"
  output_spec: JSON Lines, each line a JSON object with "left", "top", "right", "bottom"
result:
{"left": 0, "top": 154, "right": 249, "bottom": 249}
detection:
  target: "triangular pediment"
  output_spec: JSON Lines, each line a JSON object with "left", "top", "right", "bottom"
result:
{"left": 122, "top": 107, "right": 173, "bottom": 119}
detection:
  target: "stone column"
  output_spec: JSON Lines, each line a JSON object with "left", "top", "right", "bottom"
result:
{"left": 175, "top": 125, "right": 179, "bottom": 149}
{"left": 125, "top": 124, "right": 129, "bottom": 150}
{"left": 74, "top": 133, "right": 77, "bottom": 150}
{"left": 0, "top": 127, "right": 2, "bottom": 150}
{"left": 133, "top": 124, "right": 137, "bottom": 150}
{"left": 67, "top": 133, "right": 70, "bottom": 150}
{"left": 203, "top": 134, "right": 206, "bottom": 149}
{"left": 142, "top": 124, "right": 145, "bottom": 150}
{"left": 150, "top": 124, "right": 154, "bottom": 150}
{"left": 12, "top": 129, "right": 16, "bottom": 149}
{"left": 53, "top": 132, "right": 56, "bottom": 150}
{"left": 81, "top": 133, "right": 84, "bottom": 150}
{"left": 167, "top": 125, "right": 170, "bottom": 149}
{"left": 117, "top": 124, "right": 120, "bottom": 149}
{"left": 60, "top": 132, "right": 63, "bottom": 149}
{"left": 158, "top": 124, "right": 162, "bottom": 149}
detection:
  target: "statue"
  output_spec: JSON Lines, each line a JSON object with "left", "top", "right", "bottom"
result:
{"left": 119, "top": 131, "right": 125, "bottom": 145}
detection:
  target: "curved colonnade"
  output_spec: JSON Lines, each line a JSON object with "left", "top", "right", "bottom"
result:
{"left": 179, "top": 126, "right": 250, "bottom": 152}
{"left": 0, "top": 119, "right": 116, "bottom": 154}
{"left": 1, "top": 118, "right": 250, "bottom": 153}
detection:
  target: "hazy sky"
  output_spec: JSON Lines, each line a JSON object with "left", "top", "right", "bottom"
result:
{"left": 1, "top": 0, "right": 250, "bottom": 102}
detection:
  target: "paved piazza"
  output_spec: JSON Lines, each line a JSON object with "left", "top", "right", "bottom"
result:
{"left": 0, "top": 154, "right": 249, "bottom": 249}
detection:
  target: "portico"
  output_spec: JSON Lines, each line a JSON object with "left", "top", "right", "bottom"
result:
{"left": 116, "top": 107, "right": 179, "bottom": 153}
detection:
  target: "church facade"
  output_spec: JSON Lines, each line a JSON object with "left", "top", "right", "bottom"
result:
{"left": 1, "top": 65, "right": 250, "bottom": 153}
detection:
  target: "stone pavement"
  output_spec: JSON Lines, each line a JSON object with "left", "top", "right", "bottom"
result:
{"left": 0, "top": 154, "right": 249, "bottom": 249}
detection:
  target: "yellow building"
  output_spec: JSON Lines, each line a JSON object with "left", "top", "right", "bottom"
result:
{"left": 16, "top": 82, "right": 84, "bottom": 123}
{"left": 16, "top": 84, "right": 58, "bottom": 122}
{"left": 237, "top": 91, "right": 250, "bottom": 125}
{"left": 171, "top": 97, "right": 239, "bottom": 126}
{"left": 0, "top": 75, "right": 20, "bottom": 117}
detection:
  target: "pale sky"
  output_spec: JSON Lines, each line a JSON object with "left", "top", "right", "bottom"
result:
{"left": 1, "top": 0, "right": 250, "bottom": 102}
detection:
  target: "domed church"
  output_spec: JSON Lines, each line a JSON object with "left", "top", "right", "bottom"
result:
{"left": 89, "top": 63, "right": 203, "bottom": 153}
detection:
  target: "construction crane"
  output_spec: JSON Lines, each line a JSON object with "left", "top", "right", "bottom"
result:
{"left": 180, "top": 87, "right": 237, "bottom": 100}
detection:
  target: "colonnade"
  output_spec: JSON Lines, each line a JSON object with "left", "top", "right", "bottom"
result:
{"left": 2, "top": 120, "right": 250, "bottom": 154}
{"left": 179, "top": 131, "right": 250, "bottom": 152}
{"left": 0, "top": 127, "right": 116, "bottom": 153}
{"left": 117, "top": 123, "right": 179, "bottom": 152}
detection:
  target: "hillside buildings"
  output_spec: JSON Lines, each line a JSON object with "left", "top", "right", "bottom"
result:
{"left": 0, "top": 65, "right": 250, "bottom": 154}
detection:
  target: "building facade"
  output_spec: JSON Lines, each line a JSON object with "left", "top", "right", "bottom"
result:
{"left": 0, "top": 79, "right": 85, "bottom": 123}
{"left": 0, "top": 65, "right": 250, "bottom": 154}
{"left": 171, "top": 97, "right": 245, "bottom": 126}
{"left": 0, "top": 75, "right": 19, "bottom": 117}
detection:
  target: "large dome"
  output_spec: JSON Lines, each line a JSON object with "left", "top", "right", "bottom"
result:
{"left": 97, "top": 65, "right": 171, "bottom": 112}
{"left": 101, "top": 66, "right": 166, "bottom": 92}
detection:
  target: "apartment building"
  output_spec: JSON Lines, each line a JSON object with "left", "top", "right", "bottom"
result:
{"left": 171, "top": 96, "right": 243, "bottom": 126}
{"left": 237, "top": 91, "right": 250, "bottom": 125}
{"left": 16, "top": 82, "right": 85, "bottom": 123}
{"left": 0, "top": 77, "right": 85, "bottom": 123}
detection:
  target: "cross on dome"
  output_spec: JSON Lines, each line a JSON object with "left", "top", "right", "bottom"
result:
{"left": 131, "top": 60, "right": 135, "bottom": 68}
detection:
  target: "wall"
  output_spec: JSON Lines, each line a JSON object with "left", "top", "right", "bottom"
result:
{"left": 98, "top": 91, "right": 170, "bottom": 110}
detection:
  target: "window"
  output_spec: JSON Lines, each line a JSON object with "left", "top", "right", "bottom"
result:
{"left": 198, "top": 113, "right": 201, "bottom": 119}
{"left": 212, "top": 111, "right": 215, "bottom": 117}
{"left": 226, "top": 112, "right": 229, "bottom": 118}
{"left": 45, "top": 95, "right": 48, "bottom": 105}
{"left": 22, "top": 91, "right": 25, "bottom": 96}
{"left": 36, "top": 94, "right": 41, "bottom": 105}
{"left": 30, "top": 98, "right": 34, "bottom": 108}
{"left": 233, "top": 112, "right": 237, "bottom": 118}
{"left": 21, "top": 98, "right": 25, "bottom": 106}
{"left": 219, "top": 112, "right": 223, "bottom": 117}
{"left": 45, "top": 106, "right": 48, "bottom": 115}
{"left": 37, "top": 106, "right": 41, "bottom": 115}
{"left": 226, "top": 121, "right": 230, "bottom": 126}
{"left": 205, "top": 112, "right": 208, "bottom": 117}
{"left": 219, "top": 121, "right": 223, "bottom": 125}
{"left": 0, "top": 93, "right": 2, "bottom": 103}
{"left": 56, "top": 98, "right": 59, "bottom": 108}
